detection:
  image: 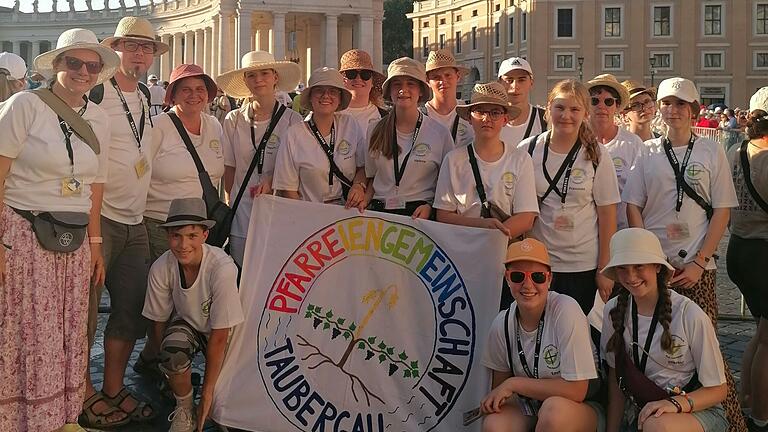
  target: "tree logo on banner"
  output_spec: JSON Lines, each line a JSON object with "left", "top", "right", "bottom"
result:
{"left": 257, "top": 216, "right": 476, "bottom": 431}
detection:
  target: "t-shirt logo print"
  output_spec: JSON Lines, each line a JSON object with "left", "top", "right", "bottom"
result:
{"left": 542, "top": 344, "right": 560, "bottom": 369}
{"left": 413, "top": 143, "right": 431, "bottom": 157}
{"left": 201, "top": 296, "right": 212, "bottom": 318}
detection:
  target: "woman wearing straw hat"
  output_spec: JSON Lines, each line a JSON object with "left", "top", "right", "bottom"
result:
{"left": 620, "top": 80, "right": 659, "bottom": 142}
{"left": 273, "top": 67, "right": 365, "bottom": 206}
{"left": 623, "top": 77, "right": 745, "bottom": 432}
{"left": 0, "top": 28, "right": 118, "bottom": 431}
{"left": 423, "top": 49, "right": 474, "bottom": 147}
{"left": 338, "top": 49, "right": 388, "bottom": 134}
{"left": 362, "top": 57, "right": 453, "bottom": 218}
{"left": 600, "top": 228, "right": 728, "bottom": 432}
{"left": 217, "top": 51, "right": 303, "bottom": 266}
{"left": 0, "top": 51, "right": 27, "bottom": 102}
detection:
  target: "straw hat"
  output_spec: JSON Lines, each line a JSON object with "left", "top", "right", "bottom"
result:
{"left": 300, "top": 67, "right": 352, "bottom": 112}
{"left": 34, "top": 28, "right": 120, "bottom": 85}
{"left": 456, "top": 82, "right": 521, "bottom": 121}
{"left": 216, "top": 51, "right": 301, "bottom": 98}
{"left": 601, "top": 228, "right": 675, "bottom": 281}
{"left": 160, "top": 198, "right": 215, "bottom": 229}
{"left": 424, "top": 49, "right": 470, "bottom": 76}
{"left": 504, "top": 238, "right": 550, "bottom": 267}
{"left": 101, "top": 17, "right": 169, "bottom": 55}
{"left": 585, "top": 73, "right": 630, "bottom": 111}
{"left": 165, "top": 64, "right": 217, "bottom": 106}
{"left": 339, "top": 49, "right": 386, "bottom": 85}
{"left": 382, "top": 57, "right": 431, "bottom": 103}
{"left": 620, "top": 79, "right": 656, "bottom": 101}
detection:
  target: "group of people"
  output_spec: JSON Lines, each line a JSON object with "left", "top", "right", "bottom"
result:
{"left": 0, "top": 13, "right": 766, "bottom": 432}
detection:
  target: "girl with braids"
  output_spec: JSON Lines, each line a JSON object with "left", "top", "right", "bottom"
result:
{"left": 600, "top": 228, "right": 728, "bottom": 432}
{"left": 518, "top": 79, "right": 620, "bottom": 315}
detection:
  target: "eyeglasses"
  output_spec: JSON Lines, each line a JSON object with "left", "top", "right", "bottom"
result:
{"left": 343, "top": 69, "right": 373, "bottom": 81}
{"left": 119, "top": 40, "right": 157, "bottom": 54}
{"left": 470, "top": 109, "right": 506, "bottom": 121}
{"left": 591, "top": 97, "right": 616, "bottom": 107}
{"left": 508, "top": 271, "right": 548, "bottom": 284}
{"left": 63, "top": 56, "right": 104, "bottom": 74}
{"left": 312, "top": 87, "right": 342, "bottom": 98}
{"left": 627, "top": 100, "right": 655, "bottom": 112}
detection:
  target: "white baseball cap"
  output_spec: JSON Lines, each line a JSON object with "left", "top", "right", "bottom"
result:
{"left": 749, "top": 87, "right": 768, "bottom": 113}
{"left": 0, "top": 52, "right": 27, "bottom": 80}
{"left": 498, "top": 57, "right": 532, "bottom": 78}
{"left": 656, "top": 77, "right": 699, "bottom": 103}
{"left": 148, "top": 74, "right": 158, "bottom": 81}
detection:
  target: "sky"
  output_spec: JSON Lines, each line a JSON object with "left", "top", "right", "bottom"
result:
{"left": 1, "top": 0, "right": 156, "bottom": 13}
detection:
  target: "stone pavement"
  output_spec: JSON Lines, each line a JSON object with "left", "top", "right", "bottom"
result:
{"left": 86, "top": 235, "right": 757, "bottom": 432}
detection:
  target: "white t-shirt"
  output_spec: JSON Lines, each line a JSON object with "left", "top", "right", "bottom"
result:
{"left": 433, "top": 141, "right": 539, "bottom": 217}
{"left": 222, "top": 103, "right": 303, "bottom": 238}
{"left": 622, "top": 137, "right": 738, "bottom": 270}
{"left": 424, "top": 102, "right": 474, "bottom": 148}
{"left": 143, "top": 244, "right": 245, "bottom": 335}
{"left": 727, "top": 144, "right": 768, "bottom": 240}
{"left": 500, "top": 105, "right": 546, "bottom": 149}
{"left": 148, "top": 84, "right": 165, "bottom": 106}
{"left": 0, "top": 92, "right": 110, "bottom": 213}
{"left": 100, "top": 83, "right": 159, "bottom": 225}
{"left": 341, "top": 103, "right": 383, "bottom": 136}
{"left": 520, "top": 132, "right": 621, "bottom": 272}
{"left": 145, "top": 110, "right": 225, "bottom": 221}
{"left": 273, "top": 113, "right": 365, "bottom": 203}
{"left": 483, "top": 292, "right": 598, "bottom": 386}
{"left": 602, "top": 127, "right": 644, "bottom": 230}
{"left": 600, "top": 291, "right": 726, "bottom": 390}
{"left": 365, "top": 115, "right": 454, "bottom": 203}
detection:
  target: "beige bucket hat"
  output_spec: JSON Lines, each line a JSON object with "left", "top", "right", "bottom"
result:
{"left": 216, "top": 50, "right": 301, "bottom": 98}
{"left": 601, "top": 228, "right": 675, "bottom": 281}
{"left": 456, "top": 82, "right": 521, "bottom": 121}
{"left": 101, "top": 17, "right": 169, "bottom": 55}
{"left": 621, "top": 79, "right": 657, "bottom": 101}
{"left": 424, "top": 49, "right": 470, "bottom": 76}
{"left": 34, "top": 28, "right": 120, "bottom": 85}
{"left": 586, "top": 73, "right": 630, "bottom": 111}
{"left": 382, "top": 57, "right": 431, "bottom": 103}
{"left": 300, "top": 67, "right": 352, "bottom": 112}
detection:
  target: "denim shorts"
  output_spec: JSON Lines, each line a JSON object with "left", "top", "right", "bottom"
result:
{"left": 692, "top": 404, "right": 729, "bottom": 432}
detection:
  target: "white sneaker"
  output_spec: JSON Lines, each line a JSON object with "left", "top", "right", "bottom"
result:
{"left": 168, "top": 404, "right": 196, "bottom": 432}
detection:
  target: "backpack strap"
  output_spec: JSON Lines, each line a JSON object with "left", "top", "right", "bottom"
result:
{"left": 536, "top": 106, "right": 547, "bottom": 130}
{"left": 137, "top": 82, "right": 154, "bottom": 126}
{"left": 467, "top": 144, "right": 490, "bottom": 218}
{"left": 377, "top": 106, "right": 390, "bottom": 118}
{"left": 739, "top": 140, "right": 768, "bottom": 214}
{"left": 88, "top": 83, "right": 104, "bottom": 104}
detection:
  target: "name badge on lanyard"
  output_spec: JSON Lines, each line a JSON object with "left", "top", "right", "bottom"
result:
{"left": 540, "top": 132, "right": 580, "bottom": 232}
{"left": 388, "top": 112, "right": 423, "bottom": 210}
{"left": 58, "top": 104, "right": 87, "bottom": 197}
{"left": 663, "top": 135, "right": 696, "bottom": 241}
{"left": 111, "top": 79, "right": 147, "bottom": 178}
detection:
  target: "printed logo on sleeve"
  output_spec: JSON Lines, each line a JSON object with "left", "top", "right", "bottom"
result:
{"left": 612, "top": 157, "right": 627, "bottom": 176}
{"left": 209, "top": 139, "right": 221, "bottom": 152}
{"left": 201, "top": 296, "right": 213, "bottom": 318}
{"left": 266, "top": 133, "right": 280, "bottom": 150}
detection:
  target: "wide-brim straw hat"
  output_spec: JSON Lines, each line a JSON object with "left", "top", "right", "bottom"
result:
{"left": 300, "top": 67, "right": 352, "bottom": 112}
{"left": 456, "top": 82, "right": 521, "bottom": 121}
{"left": 339, "top": 49, "right": 386, "bottom": 87}
{"left": 601, "top": 228, "right": 675, "bottom": 281}
{"left": 160, "top": 197, "right": 215, "bottom": 229}
{"left": 586, "top": 73, "right": 630, "bottom": 111}
{"left": 216, "top": 51, "right": 301, "bottom": 98}
{"left": 165, "top": 63, "right": 218, "bottom": 106}
{"left": 382, "top": 57, "right": 431, "bottom": 104}
{"left": 621, "top": 79, "right": 657, "bottom": 102}
{"left": 34, "top": 28, "right": 120, "bottom": 86}
{"left": 425, "top": 49, "right": 470, "bottom": 76}
{"left": 101, "top": 17, "right": 169, "bottom": 55}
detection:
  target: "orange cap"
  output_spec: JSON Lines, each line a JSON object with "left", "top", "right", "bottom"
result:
{"left": 504, "top": 238, "right": 550, "bottom": 267}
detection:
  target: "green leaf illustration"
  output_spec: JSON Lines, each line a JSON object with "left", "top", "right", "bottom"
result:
{"left": 378, "top": 353, "right": 387, "bottom": 363}
{"left": 337, "top": 318, "right": 345, "bottom": 325}
{"left": 377, "top": 342, "right": 387, "bottom": 350}
{"left": 386, "top": 347, "right": 394, "bottom": 355}
{"left": 307, "top": 304, "right": 315, "bottom": 312}
{"left": 343, "top": 331, "right": 352, "bottom": 340}
{"left": 304, "top": 311, "right": 312, "bottom": 318}
{"left": 323, "top": 322, "right": 331, "bottom": 330}
{"left": 403, "top": 369, "right": 412, "bottom": 378}
{"left": 349, "top": 322, "right": 357, "bottom": 331}
{"left": 367, "top": 336, "right": 376, "bottom": 344}
{"left": 399, "top": 351, "right": 408, "bottom": 361}
{"left": 410, "top": 360, "right": 418, "bottom": 369}
{"left": 357, "top": 341, "right": 366, "bottom": 349}
{"left": 326, "top": 310, "right": 334, "bottom": 318}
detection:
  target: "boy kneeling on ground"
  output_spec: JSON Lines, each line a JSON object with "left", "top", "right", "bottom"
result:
{"left": 142, "top": 197, "right": 244, "bottom": 432}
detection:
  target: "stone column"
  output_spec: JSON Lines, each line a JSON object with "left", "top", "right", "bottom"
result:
{"left": 373, "top": 16, "right": 382, "bottom": 69}
{"left": 11, "top": 40, "right": 20, "bottom": 56}
{"left": 356, "top": 15, "right": 374, "bottom": 56}
{"left": 324, "top": 13, "right": 338, "bottom": 67}
{"left": 172, "top": 32, "right": 183, "bottom": 69}
{"left": 272, "top": 12, "right": 286, "bottom": 60}
{"left": 238, "top": 9, "right": 252, "bottom": 62}
{"left": 160, "top": 34, "right": 172, "bottom": 80}
{"left": 253, "top": 28, "right": 260, "bottom": 51}
{"left": 194, "top": 29, "right": 204, "bottom": 65}
{"left": 203, "top": 27, "right": 212, "bottom": 74}
{"left": 32, "top": 40, "right": 41, "bottom": 57}
{"left": 184, "top": 30, "right": 195, "bottom": 64}
{"left": 212, "top": 17, "right": 220, "bottom": 77}
{"left": 217, "top": 13, "right": 231, "bottom": 75}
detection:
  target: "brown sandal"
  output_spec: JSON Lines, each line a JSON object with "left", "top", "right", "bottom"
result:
{"left": 78, "top": 391, "right": 130, "bottom": 429}
{"left": 102, "top": 386, "right": 157, "bottom": 422}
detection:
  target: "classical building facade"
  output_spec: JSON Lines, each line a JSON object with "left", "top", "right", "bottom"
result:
{"left": 0, "top": 0, "right": 383, "bottom": 84}
{"left": 408, "top": 0, "right": 768, "bottom": 107}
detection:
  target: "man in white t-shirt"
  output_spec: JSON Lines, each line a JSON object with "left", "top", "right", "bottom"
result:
{"left": 143, "top": 198, "right": 244, "bottom": 432}
{"left": 147, "top": 74, "right": 166, "bottom": 116}
{"left": 497, "top": 57, "right": 547, "bottom": 148}
{"left": 422, "top": 49, "right": 474, "bottom": 147}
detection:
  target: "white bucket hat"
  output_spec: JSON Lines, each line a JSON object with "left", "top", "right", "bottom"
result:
{"left": 300, "top": 67, "right": 352, "bottom": 112}
{"left": 382, "top": 57, "right": 431, "bottom": 104}
{"left": 34, "top": 28, "right": 120, "bottom": 86}
{"left": 216, "top": 51, "right": 301, "bottom": 98}
{"left": 601, "top": 228, "right": 675, "bottom": 281}
{"left": 749, "top": 87, "right": 768, "bottom": 114}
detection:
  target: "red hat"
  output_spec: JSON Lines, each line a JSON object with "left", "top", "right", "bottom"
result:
{"left": 165, "top": 64, "right": 217, "bottom": 106}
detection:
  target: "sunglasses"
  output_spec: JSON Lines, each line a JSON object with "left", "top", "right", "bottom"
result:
{"left": 508, "top": 271, "right": 548, "bottom": 284}
{"left": 63, "top": 56, "right": 104, "bottom": 74}
{"left": 470, "top": 109, "right": 506, "bottom": 121}
{"left": 312, "top": 87, "right": 342, "bottom": 98}
{"left": 591, "top": 97, "right": 616, "bottom": 107}
{"left": 343, "top": 69, "right": 373, "bottom": 81}
{"left": 119, "top": 40, "right": 157, "bottom": 54}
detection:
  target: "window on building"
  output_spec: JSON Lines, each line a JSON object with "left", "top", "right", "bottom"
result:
{"left": 472, "top": 26, "right": 478, "bottom": 50}
{"left": 422, "top": 36, "right": 429, "bottom": 57}
{"left": 704, "top": 4, "right": 722, "bottom": 35}
{"left": 757, "top": 4, "right": 768, "bottom": 34}
{"left": 494, "top": 22, "right": 500, "bottom": 47}
{"left": 456, "top": 31, "right": 462, "bottom": 53}
{"left": 704, "top": 52, "right": 722, "bottom": 68}
{"left": 508, "top": 16, "right": 514, "bottom": 44}
{"left": 423, "top": 21, "right": 429, "bottom": 28}
{"left": 556, "top": 54, "right": 574, "bottom": 69}
{"left": 604, "top": 54, "right": 621, "bottom": 69}
{"left": 557, "top": 8, "right": 574, "bottom": 38}
{"left": 756, "top": 52, "right": 768, "bottom": 68}
{"left": 653, "top": 6, "right": 671, "bottom": 36}
{"left": 472, "top": 9, "right": 478, "bottom": 17}
{"left": 495, "top": 60, "right": 501, "bottom": 74}
{"left": 604, "top": 7, "right": 621, "bottom": 37}
{"left": 495, "top": 4, "right": 500, "bottom": 11}
{"left": 651, "top": 52, "right": 672, "bottom": 69}
{"left": 456, "top": 15, "right": 462, "bottom": 22}
{"left": 440, "top": 18, "right": 446, "bottom": 25}
{"left": 522, "top": 12, "right": 528, "bottom": 41}
{"left": 439, "top": 34, "right": 446, "bottom": 49}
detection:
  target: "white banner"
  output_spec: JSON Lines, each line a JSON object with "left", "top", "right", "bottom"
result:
{"left": 212, "top": 196, "right": 507, "bottom": 432}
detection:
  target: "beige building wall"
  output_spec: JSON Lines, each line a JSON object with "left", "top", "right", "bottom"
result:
{"left": 408, "top": 0, "right": 768, "bottom": 108}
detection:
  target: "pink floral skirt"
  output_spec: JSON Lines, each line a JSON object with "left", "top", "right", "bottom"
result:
{"left": 0, "top": 205, "right": 91, "bottom": 432}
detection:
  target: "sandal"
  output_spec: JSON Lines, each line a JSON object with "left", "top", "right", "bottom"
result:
{"left": 78, "top": 392, "right": 130, "bottom": 429}
{"left": 102, "top": 386, "right": 158, "bottom": 422}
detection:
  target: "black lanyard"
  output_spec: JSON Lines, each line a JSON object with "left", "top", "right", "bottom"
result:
{"left": 110, "top": 77, "right": 145, "bottom": 150}
{"left": 541, "top": 132, "right": 582, "bottom": 204}
{"left": 522, "top": 106, "right": 538, "bottom": 140}
{"left": 392, "top": 112, "right": 423, "bottom": 189}
{"left": 631, "top": 297, "right": 662, "bottom": 373}
{"left": 57, "top": 102, "right": 89, "bottom": 172}
{"left": 307, "top": 116, "right": 337, "bottom": 186}
{"left": 662, "top": 135, "right": 696, "bottom": 213}
{"left": 250, "top": 101, "right": 280, "bottom": 175}
{"left": 515, "top": 307, "right": 546, "bottom": 379}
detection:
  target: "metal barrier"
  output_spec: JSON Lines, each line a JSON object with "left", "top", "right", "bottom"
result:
{"left": 691, "top": 127, "right": 746, "bottom": 150}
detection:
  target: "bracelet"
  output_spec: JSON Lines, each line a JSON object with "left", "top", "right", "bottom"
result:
{"left": 89, "top": 236, "right": 103, "bottom": 244}
{"left": 695, "top": 251, "right": 711, "bottom": 263}
{"left": 693, "top": 260, "right": 706, "bottom": 270}
{"left": 666, "top": 396, "right": 683, "bottom": 413}
{"left": 686, "top": 396, "right": 695, "bottom": 413}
